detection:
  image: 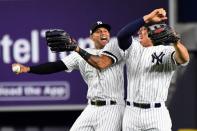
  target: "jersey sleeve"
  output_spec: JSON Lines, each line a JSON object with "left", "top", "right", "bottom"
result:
{"left": 101, "top": 38, "right": 124, "bottom": 63}
{"left": 170, "top": 47, "right": 189, "bottom": 66}
{"left": 163, "top": 46, "right": 189, "bottom": 67}
{"left": 61, "top": 52, "right": 80, "bottom": 72}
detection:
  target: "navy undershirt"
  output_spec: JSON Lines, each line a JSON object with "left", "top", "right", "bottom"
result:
{"left": 117, "top": 17, "right": 145, "bottom": 51}
{"left": 29, "top": 60, "right": 67, "bottom": 74}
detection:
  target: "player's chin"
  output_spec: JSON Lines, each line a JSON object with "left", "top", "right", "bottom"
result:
{"left": 100, "top": 40, "right": 109, "bottom": 46}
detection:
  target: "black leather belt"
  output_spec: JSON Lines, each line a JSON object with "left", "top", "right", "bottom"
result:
{"left": 90, "top": 100, "right": 116, "bottom": 106}
{"left": 126, "top": 101, "right": 161, "bottom": 109}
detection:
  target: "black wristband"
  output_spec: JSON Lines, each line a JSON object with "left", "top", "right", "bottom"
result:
{"left": 78, "top": 48, "right": 91, "bottom": 60}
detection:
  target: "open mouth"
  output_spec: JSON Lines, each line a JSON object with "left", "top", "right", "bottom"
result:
{"left": 100, "top": 36, "right": 108, "bottom": 41}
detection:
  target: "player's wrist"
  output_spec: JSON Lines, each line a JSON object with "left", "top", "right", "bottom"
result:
{"left": 143, "top": 14, "right": 153, "bottom": 24}
{"left": 172, "top": 40, "right": 181, "bottom": 46}
{"left": 74, "top": 46, "right": 80, "bottom": 52}
{"left": 143, "top": 15, "right": 150, "bottom": 23}
{"left": 77, "top": 48, "right": 91, "bottom": 60}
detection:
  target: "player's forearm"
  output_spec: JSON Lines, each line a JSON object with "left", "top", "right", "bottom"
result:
{"left": 87, "top": 55, "right": 111, "bottom": 70}
{"left": 173, "top": 42, "right": 190, "bottom": 64}
{"left": 29, "top": 60, "right": 68, "bottom": 74}
{"left": 75, "top": 47, "right": 112, "bottom": 70}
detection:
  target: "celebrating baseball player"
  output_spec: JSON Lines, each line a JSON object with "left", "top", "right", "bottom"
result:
{"left": 115, "top": 9, "right": 189, "bottom": 131}
{"left": 50, "top": 8, "right": 190, "bottom": 130}
{"left": 12, "top": 21, "right": 125, "bottom": 131}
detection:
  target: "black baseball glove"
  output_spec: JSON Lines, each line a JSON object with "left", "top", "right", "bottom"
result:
{"left": 146, "top": 23, "right": 180, "bottom": 46}
{"left": 45, "top": 29, "right": 77, "bottom": 52}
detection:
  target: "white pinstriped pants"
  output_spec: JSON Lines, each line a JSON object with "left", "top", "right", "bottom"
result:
{"left": 70, "top": 104, "right": 125, "bottom": 131}
{"left": 122, "top": 105, "right": 172, "bottom": 131}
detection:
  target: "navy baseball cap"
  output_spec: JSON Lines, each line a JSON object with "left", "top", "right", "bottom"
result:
{"left": 90, "top": 21, "right": 111, "bottom": 35}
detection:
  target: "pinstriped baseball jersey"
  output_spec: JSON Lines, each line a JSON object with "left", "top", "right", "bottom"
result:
{"left": 123, "top": 40, "right": 174, "bottom": 130}
{"left": 61, "top": 48, "right": 125, "bottom": 102}
{"left": 125, "top": 38, "right": 178, "bottom": 103}
{"left": 61, "top": 47, "right": 125, "bottom": 131}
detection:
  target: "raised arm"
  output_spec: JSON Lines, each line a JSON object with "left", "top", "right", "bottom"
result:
{"left": 117, "top": 18, "right": 145, "bottom": 50}
{"left": 173, "top": 41, "right": 190, "bottom": 64}
{"left": 117, "top": 8, "right": 167, "bottom": 50}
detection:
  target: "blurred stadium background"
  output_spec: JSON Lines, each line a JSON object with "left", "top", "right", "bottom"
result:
{"left": 0, "top": 0, "right": 196, "bottom": 131}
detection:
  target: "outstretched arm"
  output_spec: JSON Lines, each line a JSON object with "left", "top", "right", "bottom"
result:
{"left": 12, "top": 60, "right": 68, "bottom": 75}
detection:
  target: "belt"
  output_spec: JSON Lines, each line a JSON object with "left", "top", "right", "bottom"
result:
{"left": 126, "top": 101, "right": 161, "bottom": 109}
{"left": 90, "top": 100, "right": 116, "bottom": 106}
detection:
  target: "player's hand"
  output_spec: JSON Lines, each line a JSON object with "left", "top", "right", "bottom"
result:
{"left": 143, "top": 8, "right": 167, "bottom": 23}
{"left": 12, "top": 63, "right": 30, "bottom": 74}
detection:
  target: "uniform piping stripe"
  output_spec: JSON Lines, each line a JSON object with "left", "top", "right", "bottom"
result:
{"left": 103, "top": 51, "right": 118, "bottom": 64}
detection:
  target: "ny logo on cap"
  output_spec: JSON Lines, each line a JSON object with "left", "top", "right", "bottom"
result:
{"left": 97, "top": 21, "right": 103, "bottom": 25}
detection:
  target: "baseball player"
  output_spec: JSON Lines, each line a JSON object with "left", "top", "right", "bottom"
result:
{"left": 60, "top": 8, "right": 189, "bottom": 131}
{"left": 110, "top": 9, "right": 189, "bottom": 131}
{"left": 12, "top": 22, "right": 125, "bottom": 131}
